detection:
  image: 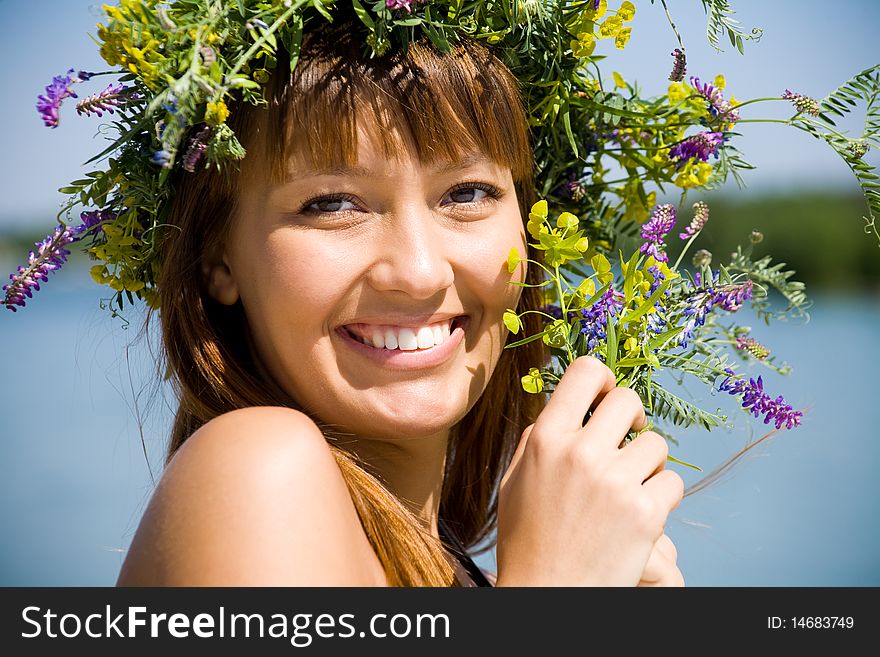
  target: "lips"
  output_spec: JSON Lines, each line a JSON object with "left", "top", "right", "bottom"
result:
{"left": 335, "top": 316, "right": 469, "bottom": 370}
{"left": 341, "top": 315, "right": 468, "bottom": 351}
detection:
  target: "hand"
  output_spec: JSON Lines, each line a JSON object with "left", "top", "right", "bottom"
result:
{"left": 495, "top": 355, "right": 684, "bottom": 586}
{"left": 638, "top": 534, "right": 685, "bottom": 586}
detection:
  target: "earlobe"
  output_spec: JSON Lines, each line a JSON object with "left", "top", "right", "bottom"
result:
{"left": 203, "top": 256, "right": 240, "bottom": 306}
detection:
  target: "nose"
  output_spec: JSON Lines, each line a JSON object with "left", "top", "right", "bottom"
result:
{"left": 366, "top": 204, "right": 455, "bottom": 300}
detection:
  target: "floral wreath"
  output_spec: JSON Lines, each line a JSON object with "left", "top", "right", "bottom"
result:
{"left": 5, "top": 0, "right": 880, "bottom": 453}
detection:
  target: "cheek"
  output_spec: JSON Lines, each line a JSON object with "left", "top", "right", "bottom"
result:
{"left": 460, "top": 219, "right": 528, "bottom": 314}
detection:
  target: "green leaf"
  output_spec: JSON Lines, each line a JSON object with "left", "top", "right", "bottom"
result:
{"left": 604, "top": 312, "right": 618, "bottom": 373}
{"left": 287, "top": 14, "right": 303, "bottom": 71}
{"left": 622, "top": 278, "right": 672, "bottom": 325}
{"left": 667, "top": 454, "right": 703, "bottom": 471}
{"left": 562, "top": 104, "right": 579, "bottom": 159}
{"left": 504, "top": 328, "right": 553, "bottom": 349}
{"left": 350, "top": 0, "right": 375, "bottom": 29}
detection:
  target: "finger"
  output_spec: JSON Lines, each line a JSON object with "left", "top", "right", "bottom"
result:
{"left": 500, "top": 423, "right": 534, "bottom": 490}
{"left": 641, "top": 468, "right": 685, "bottom": 514}
{"left": 639, "top": 535, "right": 682, "bottom": 586}
{"left": 617, "top": 431, "right": 669, "bottom": 482}
{"left": 580, "top": 386, "right": 648, "bottom": 451}
{"left": 534, "top": 356, "right": 616, "bottom": 435}
{"left": 653, "top": 533, "right": 677, "bottom": 563}
{"left": 639, "top": 541, "right": 667, "bottom": 584}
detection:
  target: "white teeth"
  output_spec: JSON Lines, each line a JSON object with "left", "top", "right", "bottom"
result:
{"left": 417, "top": 326, "right": 435, "bottom": 349}
{"left": 397, "top": 327, "right": 419, "bottom": 351}
{"left": 370, "top": 327, "right": 386, "bottom": 349}
{"left": 383, "top": 328, "right": 399, "bottom": 350}
{"left": 346, "top": 318, "right": 457, "bottom": 351}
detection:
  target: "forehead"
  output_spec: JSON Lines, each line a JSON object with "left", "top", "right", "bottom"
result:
{"left": 232, "top": 29, "right": 536, "bottom": 192}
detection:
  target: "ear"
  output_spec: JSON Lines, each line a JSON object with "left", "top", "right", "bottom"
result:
{"left": 202, "top": 251, "right": 240, "bottom": 306}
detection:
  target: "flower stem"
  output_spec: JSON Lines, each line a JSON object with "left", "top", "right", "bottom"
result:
{"left": 554, "top": 264, "right": 577, "bottom": 365}
{"left": 672, "top": 231, "right": 701, "bottom": 270}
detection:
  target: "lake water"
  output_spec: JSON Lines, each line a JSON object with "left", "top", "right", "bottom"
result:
{"left": 1, "top": 277, "right": 878, "bottom": 586}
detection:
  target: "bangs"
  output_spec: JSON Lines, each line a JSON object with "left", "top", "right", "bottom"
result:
{"left": 247, "top": 21, "right": 534, "bottom": 188}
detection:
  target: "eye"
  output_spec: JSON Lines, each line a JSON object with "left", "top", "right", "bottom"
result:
{"left": 444, "top": 182, "right": 503, "bottom": 206}
{"left": 298, "top": 193, "right": 360, "bottom": 215}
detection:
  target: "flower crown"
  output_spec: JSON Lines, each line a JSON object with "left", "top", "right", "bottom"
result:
{"left": 4, "top": 0, "right": 646, "bottom": 313}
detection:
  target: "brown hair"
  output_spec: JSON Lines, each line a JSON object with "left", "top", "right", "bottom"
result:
{"left": 155, "top": 17, "right": 549, "bottom": 586}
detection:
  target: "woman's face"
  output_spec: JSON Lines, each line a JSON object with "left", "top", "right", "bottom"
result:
{"left": 211, "top": 124, "right": 528, "bottom": 442}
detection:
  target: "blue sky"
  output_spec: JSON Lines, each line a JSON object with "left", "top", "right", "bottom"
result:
{"left": 0, "top": 0, "right": 878, "bottom": 230}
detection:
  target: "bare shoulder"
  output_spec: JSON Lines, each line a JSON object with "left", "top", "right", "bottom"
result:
{"left": 117, "top": 407, "right": 387, "bottom": 586}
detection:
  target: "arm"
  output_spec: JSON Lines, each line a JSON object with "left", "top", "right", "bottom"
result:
{"left": 116, "top": 406, "right": 387, "bottom": 586}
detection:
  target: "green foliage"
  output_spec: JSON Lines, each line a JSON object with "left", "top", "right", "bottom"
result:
{"left": 695, "top": 0, "right": 763, "bottom": 53}
{"left": 789, "top": 65, "right": 880, "bottom": 245}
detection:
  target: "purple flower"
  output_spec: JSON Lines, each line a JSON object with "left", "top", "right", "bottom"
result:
{"left": 677, "top": 272, "right": 753, "bottom": 347}
{"left": 668, "top": 131, "right": 724, "bottom": 165}
{"left": 639, "top": 204, "right": 676, "bottom": 263}
{"left": 36, "top": 69, "right": 93, "bottom": 128}
{"left": 75, "top": 83, "right": 131, "bottom": 118}
{"left": 714, "top": 280, "right": 753, "bottom": 312}
{"left": 151, "top": 149, "right": 173, "bottom": 168}
{"left": 782, "top": 89, "right": 820, "bottom": 117}
{"left": 668, "top": 48, "right": 687, "bottom": 82}
{"left": 3, "top": 222, "right": 90, "bottom": 311}
{"left": 578, "top": 287, "right": 625, "bottom": 354}
{"left": 79, "top": 208, "right": 115, "bottom": 232}
{"left": 690, "top": 76, "right": 739, "bottom": 124}
{"left": 678, "top": 289, "right": 714, "bottom": 348}
{"left": 679, "top": 200, "right": 710, "bottom": 240}
{"left": 386, "top": 0, "right": 422, "bottom": 12}
{"left": 718, "top": 369, "right": 803, "bottom": 430}
{"left": 182, "top": 125, "right": 213, "bottom": 173}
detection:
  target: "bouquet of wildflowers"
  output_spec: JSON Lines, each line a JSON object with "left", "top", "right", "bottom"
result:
{"left": 4, "top": 1, "right": 879, "bottom": 457}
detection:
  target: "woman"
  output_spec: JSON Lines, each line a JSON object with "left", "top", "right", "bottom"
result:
{"left": 116, "top": 14, "right": 684, "bottom": 587}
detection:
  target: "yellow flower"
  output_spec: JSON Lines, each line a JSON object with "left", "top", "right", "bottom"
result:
{"left": 667, "top": 82, "right": 687, "bottom": 104}
{"left": 674, "top": 161, "right": 714, "bottom": 189}
{"left": 507, "top": 247, "right": 521, "bottom": 274}
{"left": 529, "top": 199, "right": 548, "bottom": 221}
{"left": 583, "top": 0, "right": 608, "bottom": 20}
{"left": 618, "top": 1, "right": 636, "bottom": 22}
{"left": 571, "top": 32, "right": 596, "bottom": 58}
{"left": 521, "top": 368, "right": 545, "bottom": 394}
{"left": 615, "top": 26, "right": 632, "bottom": 49}
{"left": 556, "top": 211, "right": 579, "bottom": 230}
{"left": 713, "top": 74, "right": 727, "bottom": 90}
{"left": 90, "top": 264, "right": 109, "bottom": 285}
{"left": 503, "top": 310, "right": 522, "bottom": 334}
{"left": 205, "top": 99, "right": 230, "bottom": 125}
{"left": 598, "top": 15, "right": 623, "bottom": 38}
{"left": 613, "top": 71, "right": 627, "bottom": 89}
{"left": 576, "top": 277, "right": 596, "bottom": 299}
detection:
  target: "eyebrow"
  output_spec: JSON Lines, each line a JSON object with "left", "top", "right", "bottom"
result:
{"left": 299, "top": 153, "right": 494, "bottom": 179}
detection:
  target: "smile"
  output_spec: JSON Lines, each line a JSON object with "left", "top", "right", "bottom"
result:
{"left": 335, "top": 316, "right": 469, "bottom": 370}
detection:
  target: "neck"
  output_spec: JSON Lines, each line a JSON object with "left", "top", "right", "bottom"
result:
{"left": 343, "top": 428, "right": 450, "bottom": 538}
